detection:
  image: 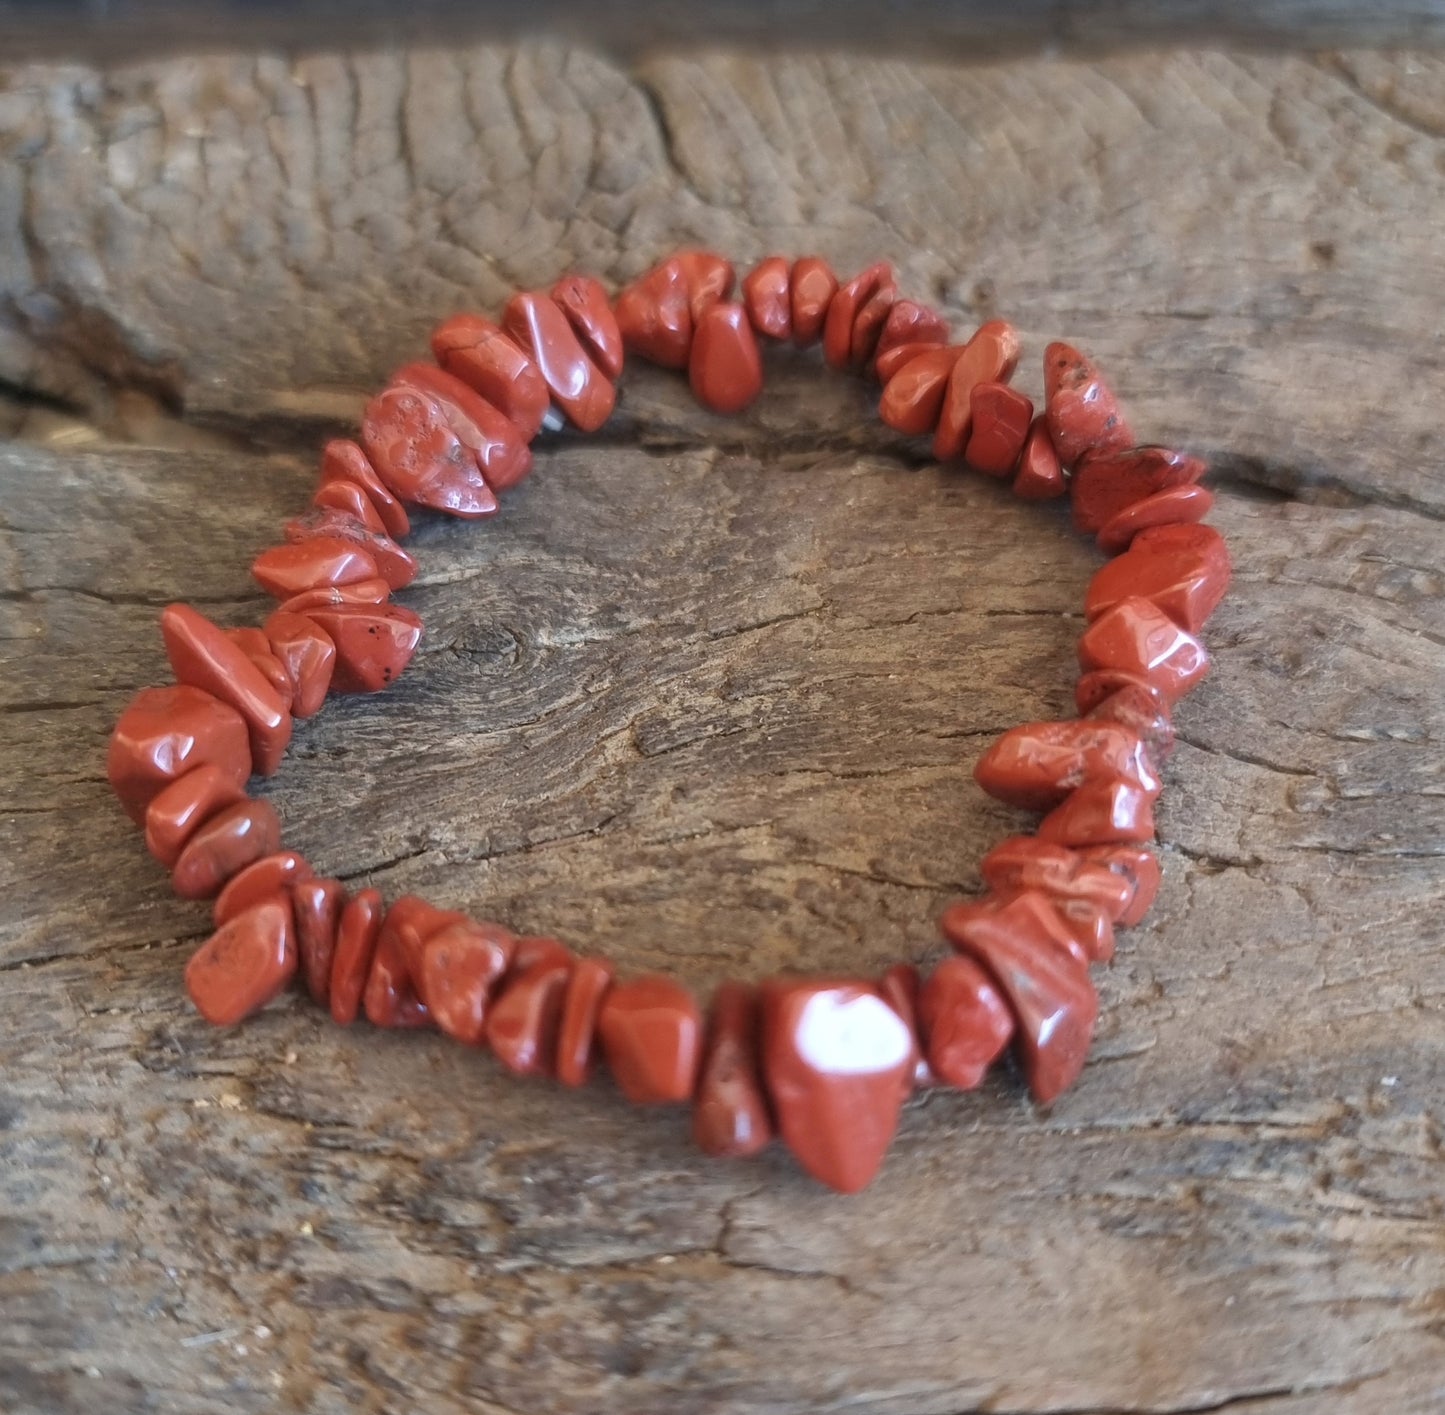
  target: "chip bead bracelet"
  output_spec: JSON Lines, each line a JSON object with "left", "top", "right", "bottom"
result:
{"left": 106, "top": 250, "right": 1230, "bottom": 1194}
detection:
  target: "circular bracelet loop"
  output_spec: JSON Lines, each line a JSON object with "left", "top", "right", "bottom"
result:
{"left": 106, "top": 250, "right": 1229, "bottom": 1193}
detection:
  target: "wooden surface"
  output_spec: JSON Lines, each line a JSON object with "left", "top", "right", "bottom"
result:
{"left": 2, "top": 40, "right": 1444, "bottom": 1415}
{"left": 5, "top": 1, "right": 1445, "bottom": 64}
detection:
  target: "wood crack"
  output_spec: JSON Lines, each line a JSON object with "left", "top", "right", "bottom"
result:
{"left": 941, "top": 1380, "right": 1355, "bottom": 1415}
{"left": 1208, "top": 455, "right": 1445, "bottom": 523}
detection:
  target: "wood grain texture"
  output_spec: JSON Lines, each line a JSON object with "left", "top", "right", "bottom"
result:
{"left": 4, "top": 2, "right": 1445, "bottom": 66}
{"left": 6, "top": 44, "right": 1445, "bottom": 520}
{"left": 1, "top": 40, "right": 1443, "bottom": 1415}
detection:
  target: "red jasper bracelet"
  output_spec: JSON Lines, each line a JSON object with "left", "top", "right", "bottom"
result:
{"left": 107, "top": 250, "right": 1229, "bottom": 1193}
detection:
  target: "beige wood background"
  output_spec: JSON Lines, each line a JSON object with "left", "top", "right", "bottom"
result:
{"left": 1, "top": 35, "right": 1442, "bottom": 1415}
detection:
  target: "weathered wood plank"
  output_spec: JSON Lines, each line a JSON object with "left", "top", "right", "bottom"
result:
{"left": 4, "top": 47, "right": 1445, "bottom": 516}
{"left": 1, "top": 39, "right": 1443, "bottom": 1415}
{"left": 1, "top": 430, "right": 1442, "bottom": 1413}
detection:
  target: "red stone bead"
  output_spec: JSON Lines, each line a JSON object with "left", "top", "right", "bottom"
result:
{"left": 277, "top": 579, "right": 390, "bottom": 616}
{"left": 689, "top": 301, "right": 764, "bottom": 414}
{"left": 916, "top": 956, "right": 1015, "bottom": 1090}
{"left": 974, "top": 719, "right": 1161, "bottom": 811}
{"left": 878, "top": 345, "right": 961, "bottom": 436}
{"left": 255, "top": 659, "right": 289, "bottom": 708}
{"left": 330, "top": 887, "right": 384, "bottom": 1025}
{"left": 361, "top": 948, "right": 427, "bottom": 1034}
{"left": 823, "top": 262, "right": 894, "bottom": 370}
{"left": 692, "top": 981, "right": 773, "bottom": 1157}
{"left": 1085, "top": 522, "right": 1231, "bottom": 634}
{"left": 1051, "top": 897, "right": 1116, "bottom": 963}
{"left": 171, "top": 799, "right": 282, "bottom": 900}
{"left": 932, "top": 320, "right": 1021, "bottom": 461}
{"left": 319, "top": 439, "right": 412, "bottom": 541}
{"left": 1084, "top": 678, "right": 1176, "bottom": 762}
{"left": 614, "top": 257, "right": 693, "bottom": 369}
{"left": 252, "top": 538, "right": 380, "bottom": 600}
{"left": 759, "top": 976, "right": 914, "bottom": 1193}
{"left": 251, "top": 647, "right": 304, "bottom": 714}
{"left": 1097, "top": 483, "right": 1214, "bottom": 554}
{"left": 939, "top": 890, "right": 1098, "bottom": 1104}
{"left": 1039, "top": 780, "right": 1157, "bottom": 847}
{"left": 1043, "top": 341, "right": 1134, "bottom": 468}
{"left": 1071, "top": 445, "right": 1207, "bottom": 536}
{"left": 965, "top": 382, "right": 1034, "bottom": 477}
{"left": 1078, "top": 845, "right": 1162, "bottom": 927}
{"left": 1013, "top": 417, "right": 1066, "bottom": 501}
{"left": 430, "top": 315, "right": 551, "bottom": 440}
{"left": 221, "top": 633, "right": 280, "bottom": 701}
{"left": 980, "top": 838, "right": 1128, "bottom": 961}
{"left": 312, "top": 476, "right": 386, "bottom": 534}
{"left": 487, "top": 953, "right": 572, "bottom": 1077}
{"left": 555, "top": 956, "right": 615, "bottom": 1088}
{"left": 875, "top": 339, "right": 953, "bottom": 385}
{"left": 981, "top": 836, "right": 1135, "bottom": 925}
{"left": 302, "top": 603, "right": 423, "bottom": 693}
{"left": 262, "top": 610, "right": 336, "bottom": 719}
{"left": 849, "top": 284, "right": 898, "bottom": 368}
{"left": 873, "top": 299, "right": 949, "bottom": 366}
{"left": 550, "top": 273, "right": 625, "bottom": 379}
{"left": 143, "top": 764, "right": 247, "bottom": 867}
{"left": 108, "top": 685, "right": 252, "bottom": 824}
{"left": 417, "top": 918, "right": 516, "bottom": 1047}
{"left": 226, "top": 626, "right": 270, "bottom": 656}
{"left": 876, "top": 962, "right": 931, "bottom": 1087}
{"left": 284, "top": 509, "right": 417, "bottom": 592}
{"left": 674, "top": 249, "right": 736, "bottom": 321}
{"left": 1076, "top": 667, "right": 1165, "bottom": 716}
{"left": 160, "top": 603, "right": 292, "bottom": 777}
{"left": 391, "top": 362, "right": 534, "bottom": 493}
{"left": 510, "top": 935, "right": 573, "bottom": 973}
{"left": 741, "top": 256, "right": 791, "bottom": 340}
{"left": 227, "top": 627, "right": 295, "bottom": 715}
{"left": 234, "top": 639, "right": 292, "bottom": 705}
{"left": 598, "top": 975, "right": 703, "bottom": 1104}
{"left": 360, "top": 385, "right": 500, "bottom": 519}
{"left": 938, "top": 895, "right": 1087, "bottom": 970}
{"left": 501, "top": 293, "right": 616, "bottom": 433}
{"left": 789, "top": 256, "right": 839, "bottom": 347}
{"left": 294, "top": 876, "right": 346, "bottom": 1006}
{"left": 370, "top": 894, "right": 468, "bottom": 975}
{"left": 1079, "top": 596, "right": 1210, "bottom": 704}
{"left": 213, "top": 850, "right": 313, "bottom": 927}
{"left": 1128, "top": 520, "right": 1230, "bottom": 583}
{"left": 184, "top": 897, "right": 297, "bottom": 1026}
{"left": 364, "top": 899, "right": 435, "bottom": 1029}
